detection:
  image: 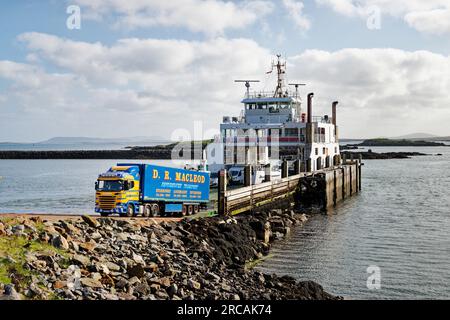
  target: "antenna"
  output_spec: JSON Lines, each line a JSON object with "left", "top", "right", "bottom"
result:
{"left": 266, "top": 54, "right": 287, "bottom": 98}
{"left": 235, "top": 80, "right": 260, "bottom": 98}
{"left": 288, "top": 83, "right": 306, "bottom": 98}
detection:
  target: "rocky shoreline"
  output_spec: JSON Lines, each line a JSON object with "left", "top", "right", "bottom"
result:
{"left": 0, "top": 210, "right": 339, "bottom": 300}
{"left": 341, "top": 150, "right": 427, "bottom": 159}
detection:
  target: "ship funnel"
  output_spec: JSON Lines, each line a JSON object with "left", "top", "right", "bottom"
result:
{"left": 332, "top": 101, "right": 338, "bottom": 126}
{"left": 307, "top": 93, "right": 314, "bottom": 123}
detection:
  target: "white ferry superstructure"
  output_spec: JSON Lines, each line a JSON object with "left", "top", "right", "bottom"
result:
{"left": 206, "top": 55, "right": 341, "bottom": 176}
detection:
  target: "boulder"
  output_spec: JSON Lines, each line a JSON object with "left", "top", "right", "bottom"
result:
{"left": 52, "top": 235, "right": 69, "bottom": 250}
{"left": 72, "top": 254, "right": 90, "bottom": 266}
{"left": 127, "top": 264, "right": 145, "bottom": 278}
{"left": 80, "top": 278, "right": 103, "bottom": 288}
{"left": 81, "top": 215, "right": 100, "bottom": 228}
{"left": 0, "top": 285, "right": 21, "bottom": 300}
{"left": 188, "top": 279, "right": 201, "bottom": 290}
{"left": 79, "top": 242, "right": 97, "bottom": 252}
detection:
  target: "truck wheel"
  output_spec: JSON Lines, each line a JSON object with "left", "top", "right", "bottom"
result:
{"left": 188, "top": 205, "right": 193, "bottom": 216}
{"left": 126, "top": 204, "right": 134, "bottom": 217}
{"left": 194, "top": 205, "right": 199, "bottom": 214}
{"left": 151, "top": 204, "right": 160, "bottom": 217}
{"left": 143, "top": 204, "right": 151, "bottom": 217}
{"left": 181, "top": 205, "right": 187, "bottom": 217}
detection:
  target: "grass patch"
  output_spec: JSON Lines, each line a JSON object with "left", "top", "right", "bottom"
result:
{"left": 245, "top": 254, "right": 274, "bottom": 270}
{"left": 0, "top": 235, "right": 70, "bottom": 297}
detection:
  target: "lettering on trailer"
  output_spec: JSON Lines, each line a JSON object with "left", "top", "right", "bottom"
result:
{"left": 152, "top": 169, "right": 206, "bottom": 184}
{"left": 143, "top": 165, "right": 209, "bottom": 202}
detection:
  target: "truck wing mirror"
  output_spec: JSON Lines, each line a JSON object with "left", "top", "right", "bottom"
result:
{"left": 95, "top": 181, "right": 99, "bottom": 190}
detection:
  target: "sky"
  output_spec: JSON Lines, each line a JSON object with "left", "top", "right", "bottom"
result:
{"left": 0, "top": 0, "right": 449, "bottom": 142}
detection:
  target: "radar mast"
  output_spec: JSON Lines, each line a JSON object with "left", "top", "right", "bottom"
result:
{"left": 266, "top": 54, "right": 287, "bottom": 98}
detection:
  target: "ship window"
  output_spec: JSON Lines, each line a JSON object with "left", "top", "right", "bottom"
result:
{"left": 285, "top": 128, "right": 299, "bottom": 136}
{"left": 257, "top": 103, "right": 267, "bottom": 109}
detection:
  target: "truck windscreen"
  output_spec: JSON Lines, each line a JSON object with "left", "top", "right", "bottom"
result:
{"left": 97, "top": 180, "right": 123, "bottom": 191}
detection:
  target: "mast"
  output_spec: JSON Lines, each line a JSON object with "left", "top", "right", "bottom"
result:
{"left": 267, "top": 54, "right": 287, "bottom": 98}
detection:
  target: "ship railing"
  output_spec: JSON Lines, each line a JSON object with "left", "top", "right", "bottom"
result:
{"left": 222, "top": 136, "right": 303, "bottom": 144}
{"left": 244, "top": 90, "right": 297, "bottom": 99}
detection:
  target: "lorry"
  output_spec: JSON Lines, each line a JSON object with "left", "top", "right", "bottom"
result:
{"left": 95, "top": 163, "right": 210, "bottom": 217}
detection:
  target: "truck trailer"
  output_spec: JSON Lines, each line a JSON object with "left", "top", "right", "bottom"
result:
{"left": 95, "top": 163, "right": 210, "bottom": 217}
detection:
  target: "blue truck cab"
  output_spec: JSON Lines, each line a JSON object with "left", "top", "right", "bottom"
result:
{"left": 95, "top": 163, "right": 210, "bottom": 217}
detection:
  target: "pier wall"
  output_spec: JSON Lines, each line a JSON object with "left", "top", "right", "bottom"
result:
{"left": 289, "top": 162, "right": 361, "bottom": 211}
{"left": 219, "top": 161, "right": 362, "bottom": 215}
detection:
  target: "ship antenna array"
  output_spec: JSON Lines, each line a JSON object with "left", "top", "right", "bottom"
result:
{"left": 266, "top": 54, "right": 288, "bottom": 98}
{"left": 288, "top": 83, "right": 306, "bottom": 98}
{"left": 235, "top": 80, "right": 260, "bottom": 98}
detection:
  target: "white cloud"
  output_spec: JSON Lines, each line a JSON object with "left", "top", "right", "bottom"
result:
{"left": 289, "top": 48, "right": 450, "bottom": 137}
{"left": 73, "top": 0, "right": 274, "bottom": 35}
{"left": 282, "top": 0, "right": 311, "bottom": 30}
{"left": 1, "top": 32, "right": 450, "bottom": 140}
{"left": 1, "top": 33, "right": 272, "bottom": 140}
{"left": 316, "top": 0, "right": 450, "bottom": 35}
{"left": 404, "top": 8, "right": 450, "bottom": 35}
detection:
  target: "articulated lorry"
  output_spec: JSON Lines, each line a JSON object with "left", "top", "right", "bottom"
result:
{"left": 95, "top": 163, "right": 210, "bottom": 217}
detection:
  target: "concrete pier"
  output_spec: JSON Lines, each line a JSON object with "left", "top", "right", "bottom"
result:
{"left": 296, "top": 163, "right": 361, "bottom": 211}
{"left": 218, "top": 161, "right": 362, "bottom": 215}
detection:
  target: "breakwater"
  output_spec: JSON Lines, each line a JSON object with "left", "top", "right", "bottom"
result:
{"left": 341, "top": 151, "right": 427, "bottom": 159}
{"left": 0, "top": 149, "right": 172, "bottom": 160}
{"left": 0, "top": 210, "right": 339, "bottom": 300}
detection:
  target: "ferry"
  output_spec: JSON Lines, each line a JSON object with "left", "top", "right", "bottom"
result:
{"left": 206, "top": 55, "right": 341, "bottom": 183}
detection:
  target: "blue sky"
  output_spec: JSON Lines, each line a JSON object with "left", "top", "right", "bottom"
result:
{"left": 1, "top": 0, "right": 449, "bottom": 141}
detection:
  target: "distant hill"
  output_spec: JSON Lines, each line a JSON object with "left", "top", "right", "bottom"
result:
{"left": 359, "top": 138, "right": 446, "bottom": 147}
{"left": 389, "top": 133, "right": 438, "bottom": 140}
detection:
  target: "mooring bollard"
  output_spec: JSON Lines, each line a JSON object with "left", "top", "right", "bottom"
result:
{"left": 218, "top": 169, "right": 227, "bottom": 216}
{"left": 282, "top": 160, "right": 288, "bottom": 178}
{"left": 306, "top": 159, "right": 312, "bottom": 173}
{"left": 359, "top": 154, "right": 362, "bottom": 191}
{"left": 244, "top": 165, "right": 252, "bottom": 186}
{"left": 294, "top": 159, "right": 301, "bottom": 175}
{"left": 300, "top": 161, "right": 306, "bottom": 173}
{"left": 264, "top": 164, "right": 271, "bottom": 182}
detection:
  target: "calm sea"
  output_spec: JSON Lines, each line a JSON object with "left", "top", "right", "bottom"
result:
{"left": 0, "top": 146, "right": 449, "bottom": 299}
{"left": 256, "top": 146, "right": 450, "bottom": 299}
